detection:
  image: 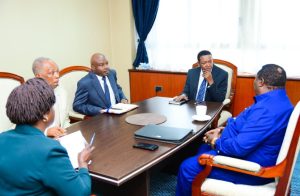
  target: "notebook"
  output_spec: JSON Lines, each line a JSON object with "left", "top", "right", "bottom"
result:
{"left": 109, "top": 103, "right": 138, "bottom": 114}
{"left": 58, "top": 130, "right": 87, "bottom": 168}
{"left": 134, "top": 124, "right": 193, "bottom": 144}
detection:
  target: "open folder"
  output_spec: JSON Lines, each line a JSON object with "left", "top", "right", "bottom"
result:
{"left": 134, "top": 124, "right": 193, "bottom": 144}
{"left": 58, "top": 131, "right": 87, "bottom": 169}
{"left": 109, "top": 103, "right": 138, "bottom": 114}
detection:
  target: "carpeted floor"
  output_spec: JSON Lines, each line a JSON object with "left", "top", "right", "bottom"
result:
{"left": 291, "top": 152, "right": 300, "bottom": 196}
{"left": 150, "top": 171, "right": 177, "bottom": 196}
{"left": 150, "top": 152, "right": 300, "bottom": 196}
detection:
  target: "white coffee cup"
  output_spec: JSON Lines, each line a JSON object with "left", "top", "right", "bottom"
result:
{"left": 196, "top": 105, "right": 207, "bottom": 116}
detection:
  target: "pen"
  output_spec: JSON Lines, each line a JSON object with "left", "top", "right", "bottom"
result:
{"left": 89, "top": 132, "right": 96, "bottom": 146}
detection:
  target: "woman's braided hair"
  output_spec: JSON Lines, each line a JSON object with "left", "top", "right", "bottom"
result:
{"left": 6, "top": 77, "right": 55, "bottom": 125}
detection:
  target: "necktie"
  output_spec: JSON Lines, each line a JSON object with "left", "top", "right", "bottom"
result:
{"left": 196, "top": 79, "right": 207, "bottom": 102}
{"left": 102, "top": 76, "right": 111, "bottom": 108}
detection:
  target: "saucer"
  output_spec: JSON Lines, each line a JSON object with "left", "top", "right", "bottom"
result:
{"left": 192, "top": 114, "right": 212, "bottom": 121}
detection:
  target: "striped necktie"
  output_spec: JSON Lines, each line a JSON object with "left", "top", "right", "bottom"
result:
{"left": 102, "top": 76, "right": 111, "bottom": 108}
{"left": 196, "top": 79, "right": 207, "bottom": 102}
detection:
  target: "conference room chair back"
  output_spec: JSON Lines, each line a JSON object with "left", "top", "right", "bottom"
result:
{"left": 59, "top": 65, "right": 90, "bottom": 123}
{"left": 0, "top": 72, "right": 24, "bottom": 132}
{"left": 192, "top": 100, "right": 300, "bottom": 196}
{"left": 192, "top": 59, "right": 237, "bottom": 127}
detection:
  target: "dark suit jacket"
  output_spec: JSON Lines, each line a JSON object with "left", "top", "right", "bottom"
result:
{"left": 0, "top": 125, "right": 91, "bottom": 196}
{"left": 73, "top": 69, "right": 127, "bottom": 116}
{"left": 182, "top": 65, "right": 228, "bottom": 102}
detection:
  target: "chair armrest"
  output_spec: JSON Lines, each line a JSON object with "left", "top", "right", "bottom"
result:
{"left": 213, "top": 155, "right": 261, "bottom": 172}
{"left": 198, "top": 154, "right": 286, "bottom": 178}
{"left": 222, "top": 98, "right": 231, "bottom": 106}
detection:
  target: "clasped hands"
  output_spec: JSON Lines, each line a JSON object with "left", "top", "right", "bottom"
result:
{"left": 203, "top": 127, "right": 224, "bottom": 148}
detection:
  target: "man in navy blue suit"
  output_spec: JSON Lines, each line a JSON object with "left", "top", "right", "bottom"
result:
{"left": 174, "top": 50, "right": 228, "bottom": 103}
{"left": 73, "top": 53, "right": 127, "bottom": 116}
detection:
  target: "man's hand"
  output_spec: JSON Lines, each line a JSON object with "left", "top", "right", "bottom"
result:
{"left": 174, "top": 94, "right": 188, "bottom": 102}
{"left": 47, "top": 126, "right": 66, "bottom": 138}
{"left": 121, "top": 99, "right": 128, "bottom": 104}
{"left": 203, "top": 127, "right": 224, "bottom": 144}
{"left": 202, "top": 69, "right": 214, "bottom": 85}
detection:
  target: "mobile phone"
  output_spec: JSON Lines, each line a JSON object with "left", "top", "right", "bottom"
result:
{"left": 169, "top": 99, "right": 188, "bottom": 105}
{"left": 133, "top": 142, "right": 159, "bottom": 151}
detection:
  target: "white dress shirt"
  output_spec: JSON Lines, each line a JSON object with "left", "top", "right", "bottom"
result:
{"left": 96, "top": 75, "right": 116, "bottom": 106}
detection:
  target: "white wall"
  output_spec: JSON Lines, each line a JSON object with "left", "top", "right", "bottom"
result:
{"left": 0, "top": 0, "right": 134, "bottom": 98}
{"left": 109, "top": 0, "right": 135, "bottom": 100}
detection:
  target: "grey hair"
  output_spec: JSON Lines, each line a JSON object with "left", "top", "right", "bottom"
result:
{"left": 32, "top": 57, "right": 53, "bottom": 75}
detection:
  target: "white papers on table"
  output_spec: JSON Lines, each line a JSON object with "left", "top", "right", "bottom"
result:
{"left": 110, "top": 103, "right": 138, "bottom": 114}
{"left": 58, "top": 130, "right": 87, "bottom": 169}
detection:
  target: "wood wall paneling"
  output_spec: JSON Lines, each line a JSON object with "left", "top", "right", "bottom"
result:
{"left": 129, "top": 70, "right": 187, "bottom": 103}
{"left": 233, "top": 77, "right": 255, "bottom": 116}
{"left": 129, "top": 70, "right": 300, "bottom": 117}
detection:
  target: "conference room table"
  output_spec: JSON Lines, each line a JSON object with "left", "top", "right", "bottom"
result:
{"left": 66, "top": 96, "right": 223, "bottom": 196}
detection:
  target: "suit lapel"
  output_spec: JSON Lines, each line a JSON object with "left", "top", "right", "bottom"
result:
{"left": 211, "top": 65, "right": 218, "bottom": 78}
{"left": 192, "top": 68, "right": 201, "bottom": 98}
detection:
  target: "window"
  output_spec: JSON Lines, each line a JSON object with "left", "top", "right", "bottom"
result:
{"left": 144, "top": 0, "right": 300, "bottom": 77}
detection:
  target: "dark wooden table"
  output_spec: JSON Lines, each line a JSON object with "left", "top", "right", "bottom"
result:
{"left": 66, "top": 97, "right": 223, "bottom": 196}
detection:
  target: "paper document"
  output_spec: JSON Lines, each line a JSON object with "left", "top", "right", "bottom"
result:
{"left": 58, "top": 130, "right": 87, "bottom": 169}
{"left": 109, "top": 103, "right": 138, "bottom": 114}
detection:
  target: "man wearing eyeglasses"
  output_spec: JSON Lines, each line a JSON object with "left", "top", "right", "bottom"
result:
{"left": 32, "top": 57, "right": 69, "bottom": 138}
{"left": 174, "top": 50, "right": 228, "bottom": 103}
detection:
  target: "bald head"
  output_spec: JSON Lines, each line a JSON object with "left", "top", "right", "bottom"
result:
{"left": 90, "top": 53, "right": 110, "bottom": 76}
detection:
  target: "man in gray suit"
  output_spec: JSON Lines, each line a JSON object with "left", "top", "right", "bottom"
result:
{"left": 175, "top": 50, "right": 228, "bottom": 103}
{"left": 73, "top": 53, "right": 127, "bottom": 116}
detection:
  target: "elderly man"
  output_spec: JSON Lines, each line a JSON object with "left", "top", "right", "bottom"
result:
{"left": 32, "top": 57, "right": 69, "bottom": 138}
{"left": 176, "top": 64, "right": 293, "bottom": 196}
{"left": 73, "top": 53, "right": 127, "bottom": 116}
{"left": 175, "top": 50, "right": 228, "bottom": 103}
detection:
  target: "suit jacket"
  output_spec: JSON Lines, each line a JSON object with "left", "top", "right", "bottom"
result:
{"left": 44, "top": 86, "right": 70, "bottom": 136}
{"left": 182, "top": 65, "right": 228, "bottom": 102}
{"left": 73, "top": 69, "right": 127, "bottom": 116}
{"left": 55, "top": 86, "right": 71, "bottom": 128}
{"left": 0, "top": 125, "right": 91, "bottom": 196}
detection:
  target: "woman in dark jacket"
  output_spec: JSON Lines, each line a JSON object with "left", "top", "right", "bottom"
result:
{"left": 0, "top": 78, "right": 94, "bottom": 196}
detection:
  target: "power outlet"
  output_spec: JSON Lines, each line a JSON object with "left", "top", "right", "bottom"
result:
{"left": 155, "top": 86, "right": 163, "bottom": 92}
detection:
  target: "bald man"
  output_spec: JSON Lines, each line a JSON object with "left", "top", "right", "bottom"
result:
{"left": 73, "top": 53, "right": 127, "bottom": 116}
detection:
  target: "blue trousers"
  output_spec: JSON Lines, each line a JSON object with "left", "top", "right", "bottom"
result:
{"left": 175, "top": 144, "right": 274, "bottom": 196}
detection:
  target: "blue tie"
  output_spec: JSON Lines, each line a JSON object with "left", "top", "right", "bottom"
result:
{"left": 102, "top": 76, "right": 111, "bottom": 108}
{"left": 196, "top": 79, "right": 207, "bottom": 102}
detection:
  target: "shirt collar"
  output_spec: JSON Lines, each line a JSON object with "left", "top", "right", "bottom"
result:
{"left": 14, "top": 124, "right": 46, "bottom": 136}
{"left": 254, "top": 89, "right": 286, "bottom": 103}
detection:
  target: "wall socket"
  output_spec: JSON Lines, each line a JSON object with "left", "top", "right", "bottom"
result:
{"left": 155, "top": 86, "right": 163, "bottom": 92}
